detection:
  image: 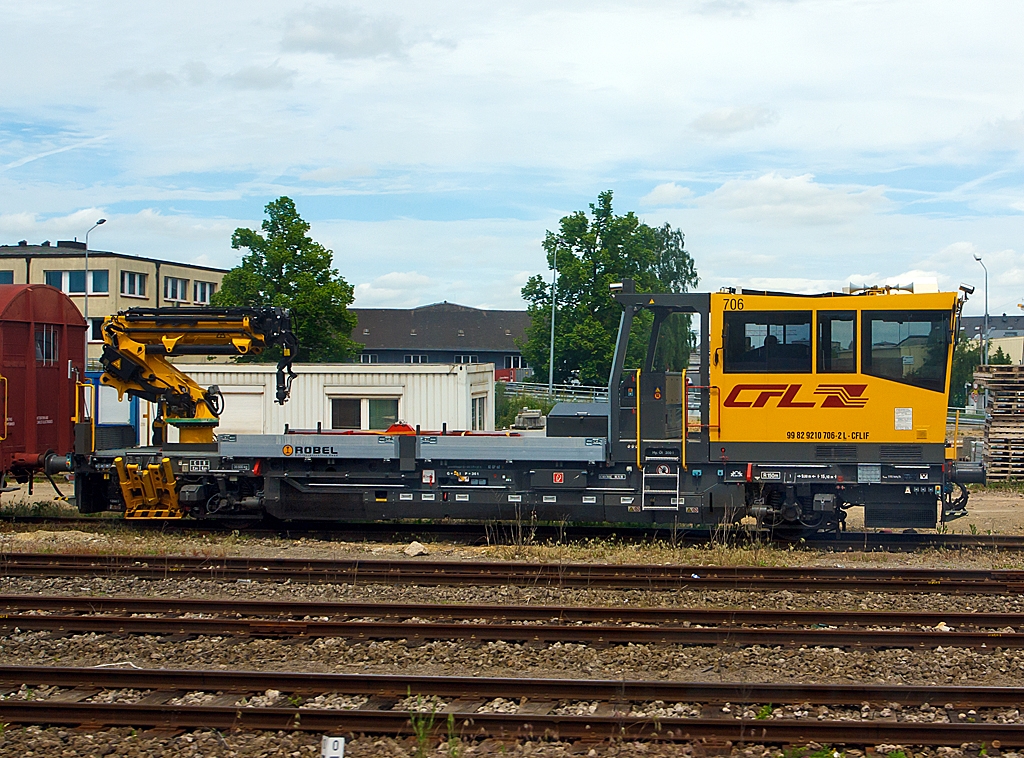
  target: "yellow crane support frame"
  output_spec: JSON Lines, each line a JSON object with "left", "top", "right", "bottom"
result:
{"left": 99, "top": 306, "right": 298, "bottom": 446}
{"left": 97, "top": 306, "right": 298, "bottom": 519}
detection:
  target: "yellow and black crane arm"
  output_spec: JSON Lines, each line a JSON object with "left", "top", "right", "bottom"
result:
{"left": 99, "top": 306, "right": 298, "bottom": 445}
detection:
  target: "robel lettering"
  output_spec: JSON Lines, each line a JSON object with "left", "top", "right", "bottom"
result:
{"left": 724, "top": 384, "right": 868, "bottom": 409}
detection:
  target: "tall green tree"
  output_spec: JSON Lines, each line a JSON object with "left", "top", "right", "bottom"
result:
{"left": 949, "top": 338, "right": 1013, "bottom": 406}
{"left": 519, "top": 191, "right": 698, "bottom": 385}
{"left": 212, "top": 197, "right": 361, "bottom": 362}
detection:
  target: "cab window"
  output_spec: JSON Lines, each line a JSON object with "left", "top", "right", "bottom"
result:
{"left": 723, "top": 311, "right": 811, "bottom": 373}
{"left": 817, "top": 311, "right": 856, "bottom": 373}
{"left": 861, "top": 310, "right": 949, "bottom": 392}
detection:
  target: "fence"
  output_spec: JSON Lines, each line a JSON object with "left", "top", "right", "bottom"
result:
{"left": 947, "top": 407, "right": 985, "bottom": 430}
{"left": 501, "top": 381, "right": 610, "bottom": 403}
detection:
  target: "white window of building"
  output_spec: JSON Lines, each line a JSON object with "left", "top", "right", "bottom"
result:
{"left": 44, "top": 270, "right": 108, "bottom": 294}
{"left": 404, "top": 354, "right": 428, "bottom": 364}
{"left": 89, "top": 318, "right": 104, "bottom": 343}
{"left": 504, "top": 355, "right": 524, "bottom": 369}
{"left": 330, "top": 397, "right": 399, "bottom": 430}
{"left": 359, "top": 353, "right": 378, "bottom": 364}
{"left": 164, "top": 276, "right": 189, "bottom": 302}
{"left": 472, "top": 396, "right": 487, "bottom": 431}
{"left": 0, "top": 271, "right": 13, "bottom": 285}
{"left": 455, "top": 355, "right": 479, "bottom": 364}
{"left": 121, "top": 271, "right": 147, "bottom": 297}
{"left": 331, "top": 398, "right": 361, "bottom": 429}
{"left": 194, "top": 280, "right": 216, "bottom": 304}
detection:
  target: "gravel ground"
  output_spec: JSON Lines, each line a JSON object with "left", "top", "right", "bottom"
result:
{"left": 5, "top": 490, "right": 1024, "bottom": 756}
{"left": 0, "top": 728, "right": 1019, "bottom": 758}
{"left": 4, "top": 629, "right": 1024, "bottom": 685}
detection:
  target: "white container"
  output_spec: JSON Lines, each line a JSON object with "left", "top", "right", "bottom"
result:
{"left": 147, "top": 362, "right": 495, "bottom": 442}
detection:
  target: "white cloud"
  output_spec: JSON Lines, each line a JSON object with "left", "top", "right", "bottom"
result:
{"left": 731, "top": 276, "right": 843, "bottom": 294}
{"left": 1, "top": 136, "right": 107, "bottom": 171}
{"left": 182, "top": 61, "right": 214, "bottom": 86}
{"left": 282, "top": 6, "right": 408, "bottom": 60}
{"left": 691, "top": 106, "right": 778, "bottom": 135}
{"left": 0, "top": 209, "right": 242, "bottom": 268}
{"left": 110, "top": 69, "right": 179, "bottom": 91}
{"left": 355, "top": 272, "right": 436, "bottom": 307}
{"left": 1, "top": 0, "right": 1023, "bottom": 320}
{"left": 639, "top": 182, "right": 693, "bottom": 207}
{"left": 223, "top": 64, "right": 296, "bottom": 90}
{"left": 700, "top": 173, "right": 889, "bottom": 224}
{"left": 299, "top": 165, "right": 374, "bottom": 183}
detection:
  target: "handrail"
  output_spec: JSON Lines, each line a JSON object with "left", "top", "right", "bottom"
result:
{"left": 686, "top": 385, "right": 721, "bottom": 437}
{"left": 502, "top": 381, "right": 610, "bottom": 403}
{"left": 74, "top": 381, "right": 96, "bottom": 453}
{"left": 0, "top": 374, "right": 7, "bottom": 442}
{"left": 635, "top": 368, "right": 642, "bottom": 470}
{"left": 680, "top": 370, "right": 687, "bottom": 472}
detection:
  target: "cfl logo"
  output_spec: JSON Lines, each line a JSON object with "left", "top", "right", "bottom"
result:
{"left": 814, "top": 384, "right": 868, "bottom": 408}
{"left": 723, "top": 384, "right": 868, "bottom": 409}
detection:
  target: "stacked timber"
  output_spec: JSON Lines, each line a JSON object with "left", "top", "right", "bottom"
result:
{"left": 974, "top": 365, "right": 1024, "bottom": 480}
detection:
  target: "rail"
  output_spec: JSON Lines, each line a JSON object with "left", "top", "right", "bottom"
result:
{"left": 3, "top": 594, "right": 1023, "bottom": 648}
{"left": 3, "top": 553, "right": 1024, "bottom": 592}
{"left": 2, "top": 665, "right": 1024, "bottom": 744}
{"left": 5, "top": 593, "right": 1023, "bottom": 627}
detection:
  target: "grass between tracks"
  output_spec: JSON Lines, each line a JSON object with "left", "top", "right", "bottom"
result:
{"left": 3, "top": 521, "right": 1024, "bottom": 571}
{"left": 4, "top": 490, "right": 1024, "bottom": 569}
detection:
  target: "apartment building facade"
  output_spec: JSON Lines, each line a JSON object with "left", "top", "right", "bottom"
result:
{"left": 0, "top": 240, "right": 227, "bottom": 363}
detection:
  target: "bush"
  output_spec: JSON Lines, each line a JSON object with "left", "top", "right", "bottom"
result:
{"left": 495, "top": 383, "right": 557, "bottom": 429}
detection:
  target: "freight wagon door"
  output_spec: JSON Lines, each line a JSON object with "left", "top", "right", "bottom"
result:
{"left": 1, "top": 322, "right": 28, "bottom": 455}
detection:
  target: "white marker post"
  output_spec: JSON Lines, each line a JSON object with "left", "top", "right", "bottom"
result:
{"left": 321, "top": 736, "right": 345, "bottom": 757}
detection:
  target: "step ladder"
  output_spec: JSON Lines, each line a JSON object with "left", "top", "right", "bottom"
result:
{"left": 641, "top": 455, "right": 680, "bottom": 511}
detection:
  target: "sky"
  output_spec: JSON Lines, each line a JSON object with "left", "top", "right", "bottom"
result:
{"left": 1, "top": 0, "right": 1022, "bottom": 316}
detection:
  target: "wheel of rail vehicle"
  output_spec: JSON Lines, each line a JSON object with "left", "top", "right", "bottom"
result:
{"left": 755, "top": 487, "right": 838, "bottom": 540}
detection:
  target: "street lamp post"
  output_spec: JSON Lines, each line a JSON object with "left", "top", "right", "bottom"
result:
{"left": 83, "top": 219, "right": 106, "bottom": 363}
{"left": 547, "top": 248, "right": 557, "bottom": 395}
{"left": 974, "top": 253, "right": 989, "bottom": 365}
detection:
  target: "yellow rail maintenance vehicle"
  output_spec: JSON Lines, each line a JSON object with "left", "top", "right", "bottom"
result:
{"left": 616, "top": 280, "right": 982, "bottom": 534}
{"left": 62, "top": 283, "right": 983, "bottom": 535}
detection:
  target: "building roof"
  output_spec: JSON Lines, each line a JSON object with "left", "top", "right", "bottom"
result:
{"left": 0, "top": 243, "right": 228, "bottom": 274}
{"left": 351, "top": 302, "right": 530, "bottom": 351}
{"left": 961, "top": 314, "right": 1024, "bottom": 338}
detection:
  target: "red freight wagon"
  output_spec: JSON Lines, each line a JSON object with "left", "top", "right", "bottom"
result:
{"left": 0, "top": 284, "right": 85, "bottom": 485}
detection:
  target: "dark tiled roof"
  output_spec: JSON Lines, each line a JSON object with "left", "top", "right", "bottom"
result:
{"left": 0, "top": 244, "right": 228, "bottom": 274}
{"left": 961, "top": 315, "right": 1024, "bottom": 328}
{"left": 352, "top": 302, "right": 530, "bottom": 351}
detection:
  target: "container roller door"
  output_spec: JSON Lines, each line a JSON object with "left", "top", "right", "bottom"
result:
{"left": 216, "top": 388, "right": 266, "bottom": 435}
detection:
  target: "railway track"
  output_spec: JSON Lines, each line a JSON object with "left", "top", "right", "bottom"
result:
{"left": 5, "top": 514, "right": 1024, "bottom": 550}
{"left": 2, "top": 594, "right": 1022, "bottom": 649}
{"left": 1, "top": 665, "right": 1023, "bottom": 745}
{"left": 4, "top": 552, "right": 1024, "bottom": 592}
